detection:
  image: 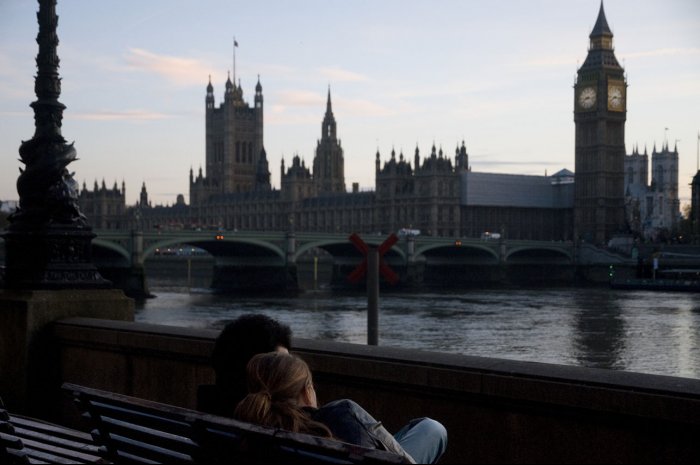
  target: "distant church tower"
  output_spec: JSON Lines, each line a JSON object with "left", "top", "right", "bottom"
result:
{"left": 203, "top": 72, "right": 266, "bottom": 195}
{"left": 574, "top": 2, "right": 627, "bottom": 244}
{"left": 313, "top": 87, "right": 346, "bottom": 195}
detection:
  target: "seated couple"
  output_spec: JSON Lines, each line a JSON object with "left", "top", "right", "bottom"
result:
{"left": 198, "top": 314, "right": 447, "bottom": 464}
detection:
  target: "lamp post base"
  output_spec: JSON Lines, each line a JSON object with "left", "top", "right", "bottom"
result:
{"left": 3, "top": 226, "right": 111, "bottom": 289}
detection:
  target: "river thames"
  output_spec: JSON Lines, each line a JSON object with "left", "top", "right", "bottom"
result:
{"left": 134, "top": 283, "right": 700, "bottom": 381}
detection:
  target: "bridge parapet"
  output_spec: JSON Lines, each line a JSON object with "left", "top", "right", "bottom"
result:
{"left": 578, "top": 242, "right": 635, "bottom": 265}
{"left": 88, "top": 231, "right": 625, "bottom": 289}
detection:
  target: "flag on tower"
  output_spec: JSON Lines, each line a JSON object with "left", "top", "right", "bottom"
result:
{"left": 234, "top": 39, "right": 238, "bottom": 47}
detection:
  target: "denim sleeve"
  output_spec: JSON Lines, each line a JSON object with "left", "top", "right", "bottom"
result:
{"left": 313, "top": 399, "right": 415, "bottom": 464}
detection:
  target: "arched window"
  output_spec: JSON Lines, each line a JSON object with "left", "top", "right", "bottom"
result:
{"left": 657, "top": 166, "right": 664, "bottom": 190}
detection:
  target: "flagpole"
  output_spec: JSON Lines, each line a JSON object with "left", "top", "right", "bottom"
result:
{"left": 696, "top": 130, "right": 699, "bottom": 173}
{"left": 233, "top": 36, "right": 236, "bottom": 84}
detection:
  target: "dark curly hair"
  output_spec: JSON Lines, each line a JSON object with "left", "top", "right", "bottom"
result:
{"left": 212, "top": 314, "right": 292, "bottom": 399}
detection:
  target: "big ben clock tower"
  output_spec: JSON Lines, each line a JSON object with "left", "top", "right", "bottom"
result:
{"left": 574, "top": 2, "right": 627, "bottom": 244}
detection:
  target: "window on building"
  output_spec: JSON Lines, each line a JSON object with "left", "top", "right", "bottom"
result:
{"left": 657, "top": 166, "right": 664, "bottom": 190}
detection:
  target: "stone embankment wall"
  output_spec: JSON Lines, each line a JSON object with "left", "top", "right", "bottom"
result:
{"left": 53, "top": 318, "right": 700, "bottom": 464}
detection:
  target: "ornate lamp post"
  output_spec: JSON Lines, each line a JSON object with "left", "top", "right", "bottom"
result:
{"left": 2, "top": 0, "right": 108, "bottom": 289}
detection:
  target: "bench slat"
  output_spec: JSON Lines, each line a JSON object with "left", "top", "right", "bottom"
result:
{"left": 96, "top": 416, "right": 197, "bottom": 454}
{"left": 18, "top": 436, "right": 101, "bottom": 464}
{"left": 113, "top": 448, "right": 160, "bottom": 465}
{"left": 1, "top": 431, "right": 24, "bottom": 450}
{"left": 17, "top": 445, "right": 84, "bottom": 465}
{"left": 103, "top": 432, "right": 194, "bottom": 464}
{"left": 12, "top": 425, "right": 100, "bottom": 456}
{"left": 2, "top": 412, "right": 104, "bottom": 464}
{"left": 79, "top": 399, "right": 192, "bottom": 436}
{"left": 9, "top": 415, "right": 94, "bottom": 444}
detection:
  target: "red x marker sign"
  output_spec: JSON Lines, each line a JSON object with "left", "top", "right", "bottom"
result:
{"left": 347, "top": 233, "right": 399, "bottom": 284}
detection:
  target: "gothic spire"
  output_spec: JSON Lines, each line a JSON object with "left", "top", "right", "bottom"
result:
{"left": 579, "top": 0, "right": 621, "bottom": 73}
{"left": 326, "top": 85, "right": 333, "bottom": 116}
{"left": 206, "top": 74, "right": 214, "bottom": 107}
{"left": 321, "top": 85, "right": 337, "bottom": 140}
{"left": 590, "top": 1, "right": 613, "bottom": 39}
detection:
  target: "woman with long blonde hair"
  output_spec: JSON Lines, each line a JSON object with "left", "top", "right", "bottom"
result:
{"left": 233, "top": 349, "right": 331, "bottom": 437}
{"left": 234, "top": 352, "right": 447, "bottom": 464}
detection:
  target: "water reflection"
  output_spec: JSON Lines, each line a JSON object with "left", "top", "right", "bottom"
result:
{"left": 572, "top": 290, "right": 626, "bottom": 369}
{"left": 676, "top": 308, "right": 696, "bottom": 378}
{"left": 135, "top": 287, "right": 700, "bottom": 379}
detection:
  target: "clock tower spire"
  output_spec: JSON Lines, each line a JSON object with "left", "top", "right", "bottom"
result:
{"left": 573, "top": 1, "right": 627, "bottom": 244}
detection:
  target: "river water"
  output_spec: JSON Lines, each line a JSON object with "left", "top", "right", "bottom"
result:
{"left": 135, "top": 284, "right": 700, "bottom": 380}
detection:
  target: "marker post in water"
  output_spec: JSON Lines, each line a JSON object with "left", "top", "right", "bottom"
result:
{"left": 347, "top": 233, "right": 399, "bottom": 345}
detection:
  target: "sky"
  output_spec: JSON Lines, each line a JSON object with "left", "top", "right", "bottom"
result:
{"left": 1, "top": 0, "right": 699, "bottom": 208}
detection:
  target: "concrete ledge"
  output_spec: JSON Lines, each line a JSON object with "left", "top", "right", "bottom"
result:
{"left": 0, "top": 290, "right": 133, "bottom": 414}
{"left": 53, "top": 317, "right": 700, "bottom": 463}
{"left": 295, "top": 336, "right": 700, "bottom": 422}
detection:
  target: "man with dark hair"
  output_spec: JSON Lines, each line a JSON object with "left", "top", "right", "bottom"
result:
{"left": 197, "top": 313, "right": 293, "bottom": 417}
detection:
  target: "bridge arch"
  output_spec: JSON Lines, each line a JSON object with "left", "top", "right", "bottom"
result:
{"left": 92, "top": 239, "right": 131, "bottom": 266}
{"left": 294, "top": 239, "right": 406, "bottom": 262}
{"left": 92, "top": 239, "right": 130, "bottom": 260}
{"left": 416, "top": 242, "right": 499, "bottom": 262}
{"left": 144, "top": 237, "right": 286, "bottom": 262}
{"left": 506, "top": 246, "right": 573, "bottom": 263}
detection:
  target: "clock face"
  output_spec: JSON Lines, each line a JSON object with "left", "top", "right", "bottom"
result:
{"left": 578, "top": 86, "right": 596, "bottom": 110}
{"left": 608, "top": 85, "right": 624, "bottom": 111}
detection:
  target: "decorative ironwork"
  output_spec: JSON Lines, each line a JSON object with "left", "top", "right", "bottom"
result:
{"left": 2, "top": 0, "right": 109, "bottom": 289}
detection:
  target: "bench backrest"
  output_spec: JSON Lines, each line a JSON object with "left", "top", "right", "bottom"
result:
{"left": 1, "top": 399, "right": 103, "bottom": 464}
{"left": 63, "top": 383, "right": 406, "bottom": 464}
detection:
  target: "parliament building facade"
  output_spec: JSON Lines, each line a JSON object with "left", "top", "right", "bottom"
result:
{"left": 78, "top": 4, "right": 678, "bottom": 244}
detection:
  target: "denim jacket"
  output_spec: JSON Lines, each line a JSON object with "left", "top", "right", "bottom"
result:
{"left": 309, "top": 399, "right": 416, "bottom": 464}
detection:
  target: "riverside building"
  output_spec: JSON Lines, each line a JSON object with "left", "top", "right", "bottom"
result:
{"left": 77, "top": 4, "right": 678, "bottom": 243}
{"left": 81, "top": 76, "right": 574, "bottom": 240}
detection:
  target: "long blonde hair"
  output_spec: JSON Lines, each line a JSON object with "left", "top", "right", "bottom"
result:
{"left": 234, "top": 352, "right": 332, "bottom": 438}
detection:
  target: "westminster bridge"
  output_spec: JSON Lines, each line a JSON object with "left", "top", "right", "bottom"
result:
{"left": 57, "top": 229, "right": 633, "bottom": 296}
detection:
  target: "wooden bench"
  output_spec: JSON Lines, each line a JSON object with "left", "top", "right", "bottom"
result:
{"left": 1, "top": 397, "right": 104, "bottom": 464}
{"left": 63, "top": 382, "right": 408, "bottom": 464}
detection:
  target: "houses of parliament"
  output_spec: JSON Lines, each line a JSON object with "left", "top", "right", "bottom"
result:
{"left": 77, "top": 3, "right": 679, "bottom": 244}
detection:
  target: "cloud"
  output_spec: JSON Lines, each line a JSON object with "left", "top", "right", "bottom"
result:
{"left": 0, "top": 111, "right": 31, "bottom": 118}
{"left": 0, "top": 49, "right": 35, "bottom": 100}
{"left": 624, "top": 47, "right": 700, "bottom": 59}
{"left": 267, "top": 111, "right": 319, "bottom": 126}
{"left": 318, "top": 67, "right": 369, "bottom": 82}
{"left": 336, "top": 97, "right": 393, "bottom": 117}
{"left": 270, "top": 90, "right": 393, "bottom": 121}
{"left": 470, "top": 158, "right": 557, "bottom": 166}
{"left": 275, "top": 90, "right": 325, "bottom": 107}
{"left": 254, "top": 63, "right": 297, "bottom": 79}
{"left": 124, "top": 48, "right": 211, "bottom": 87}
{"left": 68, "top": 109, "right": 176, "bottom": 121}
{"left": 522, "top": 54, "right": 577, "bottom": 68}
